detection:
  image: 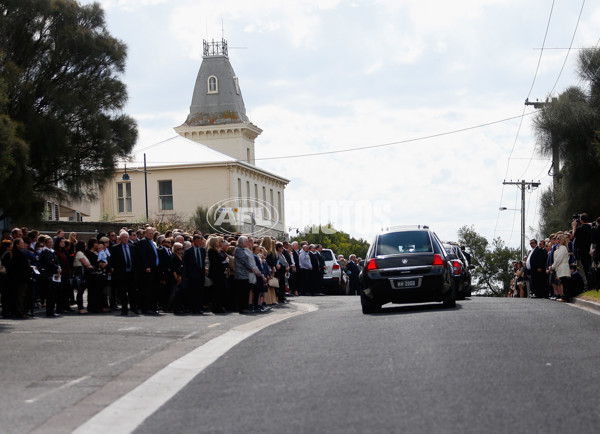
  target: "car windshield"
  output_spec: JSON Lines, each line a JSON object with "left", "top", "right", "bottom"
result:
{"left": 320, "top": 250, "right": 334, "bottom": 261}
{"left": 376, "top": 231, "right": 432, "bottom": 255}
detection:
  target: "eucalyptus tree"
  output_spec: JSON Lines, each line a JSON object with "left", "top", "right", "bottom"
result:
{"left": 458, "top": 225, "right": 520, "bottom": 296}
{"left": 532, "top": 47, "right": 600, "bottom": 234}
{"left": 0, "top": 0, "right": 137, "bottom": 223}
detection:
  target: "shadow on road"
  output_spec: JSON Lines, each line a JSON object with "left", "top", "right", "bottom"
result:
{"left": 370, "top": 301, "right": 464, "bottom": 316}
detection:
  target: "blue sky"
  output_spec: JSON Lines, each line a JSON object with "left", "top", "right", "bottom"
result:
{"left": 83, "top": 0, "right": 600, "bottom": 247}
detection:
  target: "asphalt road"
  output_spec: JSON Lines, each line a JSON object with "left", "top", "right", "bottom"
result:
{"left": 1, "top": 296, "right": 599, "bottom": 433}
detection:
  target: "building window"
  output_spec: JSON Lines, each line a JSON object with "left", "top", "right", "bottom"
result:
{"left": 46, "top": 201, "right": 60, "bottom": 221}
{"left": 158, "top": 180, "right": 173, "bottom": 211}
{"left": 246, "top": 181, "right": 251, "bottom": 207}
{"left": 233, "top": 76, "right": 240, "bottom": 94}
{"left": 277, "top": 191, "right": 282, "bottom": 222}
{"left": 262, "top": 186, "right": 267, "bottom": 219}
{"left": 208, "top": 75, "right": 218, "bottom": 94}
{"left": 117, "top": 182, "right": 132, "bottom": 214}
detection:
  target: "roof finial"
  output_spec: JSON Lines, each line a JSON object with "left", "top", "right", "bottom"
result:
{"left": 203, "top": 38, "right": 228, "bottom": 58}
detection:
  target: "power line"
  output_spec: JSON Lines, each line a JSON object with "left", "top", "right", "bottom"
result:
{"left": 526, "top": 0, "right": 555, "bottom": 99}
{"left": 129, "top": 113, "right": 532, "bottom": 165}
{"left": 495, "top": 0, "right": 555, "bottom": 239}
{"left": 520, "top": 0, "right": 586, "bottom": 181}
{"left": 549, "top": 0, "right": 586, "bottom": 96}
{"left": 254, "top": 113, "right": 531, "bottom": 161}
{"left": 512, "top": 1, "right": 587, "bottom": 242}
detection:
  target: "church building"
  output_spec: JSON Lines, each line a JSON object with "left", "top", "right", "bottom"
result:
{"left": 89, "top": 39, "right": 289, "bottom": 236}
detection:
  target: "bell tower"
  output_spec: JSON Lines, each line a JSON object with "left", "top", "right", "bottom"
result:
{"left": 174, "top": 39, "right": 261, "bottom": 165}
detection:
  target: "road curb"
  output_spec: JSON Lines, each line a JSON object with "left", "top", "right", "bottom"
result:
{"left": 572, "top": 297, "right": 600, "bottom": 314}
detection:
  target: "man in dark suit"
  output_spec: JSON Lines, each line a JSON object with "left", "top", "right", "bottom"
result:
{"left": 291, "top": 241, "right": 300, "bottom": 296}
{"left": 157, "top": 238, "right": 173, "bottom": 311}
{"left": 284, "top": 241, "right": 297, "bottom": 296}
{"left": 527, "top": 239, "right": 549, "bottom": 298}
{"left": 40, "top": 236, "right": 61, "bottom": 317}
{"left": 309, "top": 244, "right": 320, "bottom": 296}
{"left": 572, "top": 213, "right": 593, "bottom": 288}
{"left": 183, "top": 234, "right": 206, "bottom": 314}
{"left": 316, "top": 244, "right": 327, "bottom": 294}
{"left": 110, "top": 231, "right": 138, "bottom": 315}
{"left": 298, "top": 242, "right": 311, "bottom": 296}
{"left": 127, "top": 229, "right": 139, "bottom": 244}
{"left": 137, "top": 227, "right": 160, "bottom": 314}
{"left": 346, "top": 254, "right": 360, "bottom": 296}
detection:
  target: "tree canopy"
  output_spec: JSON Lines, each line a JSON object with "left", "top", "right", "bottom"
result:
{"left": 291, "top": 225, "right": 370, "bottom": 259}
{"left": 532, "top": 47, "right": 600, "bottom": 235}
{"left": 458, "top": 225, "right": 520, "bottom": 297}
{"left": 0, "top": 0, "right": 137, "bottom": 223}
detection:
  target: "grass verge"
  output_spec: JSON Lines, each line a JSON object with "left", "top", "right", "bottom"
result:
{"left": 579, "top": 290, "right": 600, "bottom": 302}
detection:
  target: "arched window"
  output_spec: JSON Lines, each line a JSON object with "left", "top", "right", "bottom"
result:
{"left": 207, "top": 75, "right": 218, "bottom": 93}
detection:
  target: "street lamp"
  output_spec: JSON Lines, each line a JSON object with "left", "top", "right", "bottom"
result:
{"left": 499, "top": 206, "right": 525, "bottom": 259}
{"left": 121, "top": 153, "right": 150, "bottom": 221}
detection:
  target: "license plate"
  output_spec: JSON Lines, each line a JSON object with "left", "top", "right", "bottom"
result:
{"left": 391, "top": 279, "right": 419, "bottom": 289}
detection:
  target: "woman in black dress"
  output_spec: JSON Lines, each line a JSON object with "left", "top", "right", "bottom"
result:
{"left": 207, "top": 236, "right": 227, "bottom": 314}
{"left": 8, "top": 238, "right": 32, "bottom": 318}
{"left": 168, "top": 242, "right": 185, "bottom": 314}
{"left": 84, "top": 238, "right": 102, "bottom": 313}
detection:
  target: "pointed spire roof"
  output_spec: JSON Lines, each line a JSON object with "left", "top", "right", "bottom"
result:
{"left": 182, "top": 39, "right": 250, "bottom": 126}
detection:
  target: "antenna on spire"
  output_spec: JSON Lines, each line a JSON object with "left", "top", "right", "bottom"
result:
{"left": 221, "top": 19, "right": 224, "bottom": 39}
{"left": 203, "top": 39, "right": 228, "bottom": 57}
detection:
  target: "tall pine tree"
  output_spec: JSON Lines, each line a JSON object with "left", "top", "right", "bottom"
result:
{"left": 0, "top": 0, "right": 137, "bottom": 223}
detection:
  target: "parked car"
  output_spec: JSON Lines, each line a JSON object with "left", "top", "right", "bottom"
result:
{"left": 359, "top": 226, "right": 455, "bottom": 313}
{"left": 442, "top": 243, "right": 473, "bottom": 300}
{"left": 320, "top": 248, "right": 345, "bottom": 294}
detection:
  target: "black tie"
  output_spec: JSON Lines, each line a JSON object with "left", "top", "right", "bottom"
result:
{"left": 124, "top": 245, "right": 131, "bottom": 269}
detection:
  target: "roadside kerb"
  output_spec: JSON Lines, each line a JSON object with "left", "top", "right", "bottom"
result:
{"left": 571, "top": 296, "right": 600, "bottom": 314}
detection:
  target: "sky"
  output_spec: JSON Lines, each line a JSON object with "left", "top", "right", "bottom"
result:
{"left": 81, "top": 0, "right": 600, "bottom": 248}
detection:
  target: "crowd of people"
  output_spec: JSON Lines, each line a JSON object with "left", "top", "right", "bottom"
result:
{"left": 509, "top": 213, "right": 600, "bottom": 300}
{"left": 0, "top": 226, "right": 362, "bottom": 319}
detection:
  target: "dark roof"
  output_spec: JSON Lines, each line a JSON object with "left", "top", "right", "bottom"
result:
{"left": 183, "top": 55, "right": 250, "bottom": 126}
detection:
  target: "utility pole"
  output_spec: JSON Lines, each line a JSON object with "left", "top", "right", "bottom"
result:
{"left": 525, "top": 98, "right": 560, "bottom": 193}
{"left": 502, "top": 179, "right": 541, "bottom": 259}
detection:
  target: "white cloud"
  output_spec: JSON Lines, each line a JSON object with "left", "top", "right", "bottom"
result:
{"left": 75, "top": 0, "right": 600, "bottom": 248}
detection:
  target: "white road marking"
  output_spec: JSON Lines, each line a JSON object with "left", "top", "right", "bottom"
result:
{"left": 73, "top": 303, "right": 317, "bottom": 434}
{"left": 25, "top": 376, "right": 91, "bottom": 404}
{"left": 207, "top": 322, "right": 221, "bottom": 328}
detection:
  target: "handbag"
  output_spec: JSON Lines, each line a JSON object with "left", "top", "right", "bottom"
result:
{"left": 0, "top": 251, "right": 9, "bottom": 275}
{"left": 268, "top": 277, "right": 279, "bottom": 288}
{"left": 70, "top": 270, "right": 85, "bottom": 290}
